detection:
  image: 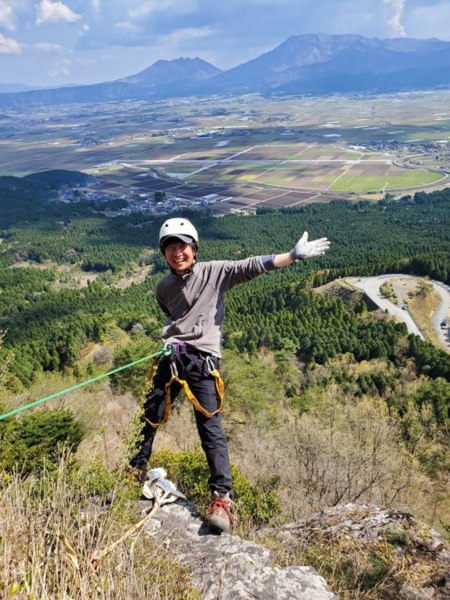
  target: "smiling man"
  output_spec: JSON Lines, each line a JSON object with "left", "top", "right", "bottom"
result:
{"left": 129, "top": 217, "right": 330, "bottom": 534}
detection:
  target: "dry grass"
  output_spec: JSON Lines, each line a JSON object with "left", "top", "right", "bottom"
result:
{"left": 408, "top": 288, "right": 442, "bottom": 345}
{"left": 381, "top": 276, "right": 444, "bottom": 347}
{"left": 0, "top": 458, "right": 200, "bottom": 599}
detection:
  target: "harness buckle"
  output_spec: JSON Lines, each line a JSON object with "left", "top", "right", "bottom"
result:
{"left": 169, "top": 356, "right": 178, "bottom": 378}
{"left": 205, "top": 355, "right": 216, "bottom": 375}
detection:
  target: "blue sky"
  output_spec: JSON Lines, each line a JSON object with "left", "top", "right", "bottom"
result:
{"left": 1, "top": 0, "right": 450, "bottom": 87}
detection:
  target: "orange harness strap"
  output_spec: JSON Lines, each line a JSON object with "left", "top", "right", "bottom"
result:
{"left": 143, "top": 356, "right": 224, "bottom": 429}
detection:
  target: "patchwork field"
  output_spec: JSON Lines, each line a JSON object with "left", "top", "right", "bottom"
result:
{"left": 1, "top": 90, "right": 449, "bottom": 213}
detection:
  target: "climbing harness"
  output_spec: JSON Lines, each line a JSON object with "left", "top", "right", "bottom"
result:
{"left": 0, "top": 342, "right": 224, "bottom": 425}
{"left": 143, "top": 342, "right": 224, "bottom": 429}
{"left": 0, "top": 346, "right": 172, "bottom": 422}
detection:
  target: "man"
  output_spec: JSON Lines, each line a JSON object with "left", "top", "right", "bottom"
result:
{"left": 130, "top": 217, "right": 330, "bottom": 533}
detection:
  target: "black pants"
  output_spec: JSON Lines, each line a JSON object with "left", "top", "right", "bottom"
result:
{"left": 130, "top": 346, "right": 232, "bottom": 495}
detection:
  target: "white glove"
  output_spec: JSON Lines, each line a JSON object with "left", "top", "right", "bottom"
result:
{"left": 290, "top": 231, "right": 330, "bottom": 261}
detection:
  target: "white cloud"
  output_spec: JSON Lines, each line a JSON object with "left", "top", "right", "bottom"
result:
{"left": 36, "top": 0, "right": 82, "bottom": 25}
{"left": 114, "top": 20, "right": 141, "bottom": 32}
{"left": 47, "top": 57, "right": 71, "bottom": 77}
{"left": 91, "top": 0, "right": 101, "bottom": 11}
{"left": 165, "top": 25, "right": 215, "bottom": 45}
{"left": 0, "top": 32, "right": 21, "bottom": 53}
{"left": 384, "top": 0, "right": 406, "bottom": 37}
{"left": 128, "top": 0, "right": 197, "bottom": 19}
{"left": 0, "top": 1, "right": 15, "bottom": 30}
{"left": 32, "top": 41, "right": 64, "bottom": 52}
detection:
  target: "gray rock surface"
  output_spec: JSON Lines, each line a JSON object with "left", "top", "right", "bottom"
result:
{"left": 272, "top": 503, "right": 450, "bottom": 600}
{"left": 140, "top": 498, "right": 336, "bottom": 600}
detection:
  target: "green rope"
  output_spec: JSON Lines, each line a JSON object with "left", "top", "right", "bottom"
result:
{"left": 0, "top": 346, "right": 172, "bottom": 422}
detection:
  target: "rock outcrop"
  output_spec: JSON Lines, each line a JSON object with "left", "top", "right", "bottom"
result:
{"left": 139, "top": 497, "right": 336, "bottom": 600}
{"left": 272, "top": 503, "right": 450, "bottom": 600}
{"left": 139, "top": 498, "right": 450, "bottom": 599}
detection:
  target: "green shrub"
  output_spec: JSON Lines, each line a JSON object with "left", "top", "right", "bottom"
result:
{"left": 384, "top": 524, "right": 409, "bottom": 547}
{"left": 360, "top": 550, "right": 390, "bottom": 591}
{"left": 110, "top": 336, "right": 159, "bottom": 398}
{"left": 151, "top": 447, "right": 280, "bottom": 526}
{"left": 72, "top": 456, "right": 117, "bottom": 498}
{"left": 415, "top": 378, "right": 450, "bottom": 427}
{"left": 0, "top": 409, "right": 84, "bottom": 475}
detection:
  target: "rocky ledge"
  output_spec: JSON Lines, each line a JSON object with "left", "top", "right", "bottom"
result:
{"left": 271, "top": 503, "right": 450, "bottom": 600}
{"left": 139, "top": 497, "right": 336, "bottom": 600}
{"left": 139, "top": 498, "right": 450, "bottom": 599}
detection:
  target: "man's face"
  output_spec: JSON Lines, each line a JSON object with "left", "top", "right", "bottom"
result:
{"left": 164, "top": 240, "right": 196, "bottom": 274}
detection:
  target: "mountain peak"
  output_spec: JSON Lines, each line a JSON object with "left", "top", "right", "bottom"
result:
{"left": 1, "top": 33, "right": 450, "bottom": 108}
{"left": 121, "top": 57, "right": 221, "bottom": 86}
{"left": 204, "top": 32, "right": 450, "bottom": 95}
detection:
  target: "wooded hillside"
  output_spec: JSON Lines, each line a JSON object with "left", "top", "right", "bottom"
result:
{"left": 1, "top": 182, "right": 449, "bottom": 598}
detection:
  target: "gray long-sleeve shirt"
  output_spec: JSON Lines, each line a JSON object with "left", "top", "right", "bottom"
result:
{"left": 156, "top": 255, "right": 276, "bottom": 357}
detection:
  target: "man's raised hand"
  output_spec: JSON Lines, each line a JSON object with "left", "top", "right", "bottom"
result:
{"left": 290, "top": 231, "right": 330, "bottom": 260}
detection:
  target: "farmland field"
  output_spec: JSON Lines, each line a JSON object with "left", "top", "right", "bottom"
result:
{"left": 0, "top": 90, "right": 449, "bottom": 213}
{"left": 331, "top": 170, "right": 443, "bottom": 192}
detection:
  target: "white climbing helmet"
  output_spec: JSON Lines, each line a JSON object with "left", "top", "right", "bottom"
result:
{"left": 159, "top": 218, "right": 198, "bottom": 250}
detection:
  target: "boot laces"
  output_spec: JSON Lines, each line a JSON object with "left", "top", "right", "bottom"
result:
{"left": 206, "top": 496, "right": 234, "bottom": 522}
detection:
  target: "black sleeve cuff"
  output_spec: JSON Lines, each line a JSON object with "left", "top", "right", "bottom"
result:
{"left": 260, "top": 254, "right": 277, "bottom": 272}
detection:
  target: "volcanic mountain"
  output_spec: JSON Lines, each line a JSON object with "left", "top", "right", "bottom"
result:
{"left": 1, "top": 33, "right": 449, "bottom": 108}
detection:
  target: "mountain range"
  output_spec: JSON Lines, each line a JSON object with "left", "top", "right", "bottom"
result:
{"left": 1, "top": 33, "right": 450, "bottom": 108}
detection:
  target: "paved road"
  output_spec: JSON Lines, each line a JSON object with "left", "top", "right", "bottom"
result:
{"left": 349, "top": 275, "right": 424, "bottom": 339}
{"left": 431, "top": 280, "right": 450, "bottom": 346}
{"left": 347, "top": 275, "right": 450, "bottom": 349}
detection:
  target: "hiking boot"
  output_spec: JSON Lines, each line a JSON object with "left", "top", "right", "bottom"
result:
{"left": 205, "top": 491, "right": 234, "bottom": 534}
{"left": 125, "top": 466, "right": 148, "bottom": 484}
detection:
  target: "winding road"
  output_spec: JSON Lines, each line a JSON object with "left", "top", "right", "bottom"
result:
{"left": 346, "top": 275, "right": 450, "bottom": 350}
{"left": 431, "top": 280, "right": 450, "bottom": 347}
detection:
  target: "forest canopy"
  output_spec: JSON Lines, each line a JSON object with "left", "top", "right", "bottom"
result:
{"left": 0, "top": 183, "right": 449, "bottom": 391}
